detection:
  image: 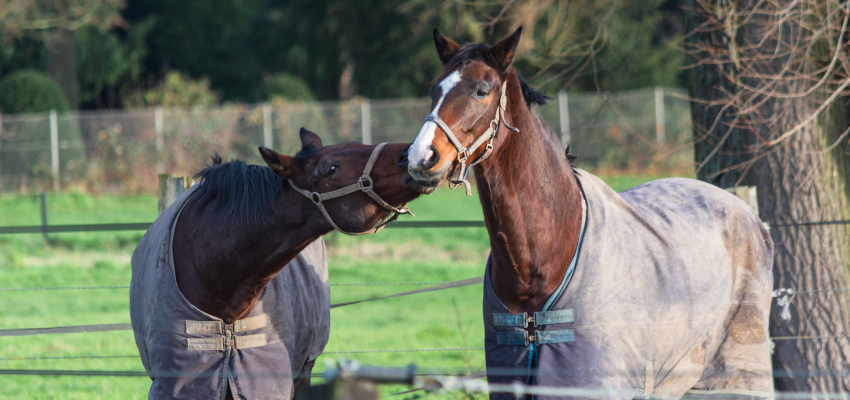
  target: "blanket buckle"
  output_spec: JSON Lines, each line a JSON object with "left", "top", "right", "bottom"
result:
{"left": 224, "top": 324, "right": 234, "bottom": 347}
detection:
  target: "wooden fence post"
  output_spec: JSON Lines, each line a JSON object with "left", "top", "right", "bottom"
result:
{"left": 158, "top": 174, "right": 188, "bottom": 214}
{"left": 725, "top": 186, "right": 759, "bottom": 215}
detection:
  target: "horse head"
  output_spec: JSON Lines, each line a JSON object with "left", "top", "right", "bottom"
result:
{"left": 407, "top": 27, "right": 524, "bottom": 191}
{"left": 259, "top": 127, "right": 433, "bottom": 234}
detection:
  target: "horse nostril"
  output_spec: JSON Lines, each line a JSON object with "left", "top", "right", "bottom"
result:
{"left": 422, "top": 145, "right": 440, "bottom": 169}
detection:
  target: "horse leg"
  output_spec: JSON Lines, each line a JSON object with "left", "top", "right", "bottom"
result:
{"left": 293, "top": 360, "right": 316, "bottom": 399}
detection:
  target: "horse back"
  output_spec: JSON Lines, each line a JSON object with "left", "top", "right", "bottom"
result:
{"left": 558, "top": 173, "right": 774, "bottom": 398}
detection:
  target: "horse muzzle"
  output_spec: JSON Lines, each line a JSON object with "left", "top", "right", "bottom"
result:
{"left": 399, "top": 145, "right": 439, "bottom": 194}
{"left": 407, "top": 147, "right": 450, "bottom": 187}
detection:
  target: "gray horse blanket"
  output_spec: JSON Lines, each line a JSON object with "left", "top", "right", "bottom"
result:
{"left": 130, "top": 187, "right": 330, "bottom": 400}
{"left": 484, "top": 171, "right": 774, "bottom": 399}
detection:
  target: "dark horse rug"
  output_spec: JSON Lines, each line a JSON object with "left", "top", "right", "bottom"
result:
{"left": 131, "top": 187, "right": 330, "bottom": 399}
{"left": 484, "top": 172, "right": 774, "bottom": 399}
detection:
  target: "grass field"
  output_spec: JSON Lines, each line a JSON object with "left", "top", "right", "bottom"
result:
{"left": 0, "top": 171, "right": 689, "bottom": 399}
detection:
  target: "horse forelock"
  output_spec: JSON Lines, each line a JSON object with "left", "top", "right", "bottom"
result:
{"left": 190, "top": 156, "right": 284, "bottom": 227}
{"left": 438, "top": 42, "right": 547, "bottom": 107}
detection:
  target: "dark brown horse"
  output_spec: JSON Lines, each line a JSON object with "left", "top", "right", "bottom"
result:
{"left": 172, "top": 129, "right": 426, "bottom": 323}
{"left": 408, "top": 29, "right": 773, "bottom": 399}
{"left": 131, "top": 128, "right": 429, "bottom": 399}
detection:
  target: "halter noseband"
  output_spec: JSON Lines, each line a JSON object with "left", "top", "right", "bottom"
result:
{"left": 288, "top": 142, "right": 413, "bottom": 236}
{"left": 423, "top": 80, "right": 519, "bottom": 196}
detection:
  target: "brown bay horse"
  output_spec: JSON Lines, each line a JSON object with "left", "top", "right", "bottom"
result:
{"left": 407, "top": 28, "right": 774, "bottom": 399}
{"left": 131, "top": 128, "right": 429, "bottom": 399}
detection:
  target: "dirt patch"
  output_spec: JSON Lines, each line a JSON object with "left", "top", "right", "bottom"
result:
{"left": 690, "top": 340, "right": 707, "bottom": 364}
{"left": 725, "top": 303, "right": 766, "bottom": 345}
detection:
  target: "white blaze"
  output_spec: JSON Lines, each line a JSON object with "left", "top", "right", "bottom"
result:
{"left": 408, "top": 70, "right": 462, "bottom": 169}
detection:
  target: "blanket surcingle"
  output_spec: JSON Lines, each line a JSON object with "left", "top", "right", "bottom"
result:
{"left": 483, "top": 171, "right": 774, "bottom": 400}
{"left": 130, "top": 187, "right": 330, "bottom": 399}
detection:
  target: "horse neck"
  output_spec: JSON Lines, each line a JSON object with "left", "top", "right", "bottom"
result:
{"left": 174, "top": 188, "right": 328, "bottom": 324}
{"left": 474, "top": 73, "right": 583, "bottom": 314}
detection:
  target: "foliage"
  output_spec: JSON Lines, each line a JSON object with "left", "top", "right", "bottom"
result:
{"left": 123, "top": 71, "right": 219, "bottom": 108}
{"left": 260, "top": 73, "right": 316, "bottom": 102}
{"left": 122, "top": 0, "right": 264, "bottom": 101}
{"left": 2, "top": 1, "right": 687, "bottom": 106}
{"left": 0, "top": 0, "right": 125, "bottom": 39}
{"left": 77, "top": 18, "right": 156, "bottom": 108}
{"left": 488, "top": 0, "right": 684, "bottom": 93}
{"left": 0, "top": 34, "right": 46, "bottom": 78}
{"left": 0, "top": 69, "right": 69, "bottom": 113}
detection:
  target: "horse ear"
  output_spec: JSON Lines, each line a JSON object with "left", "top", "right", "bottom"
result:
{"left": 299, "top": 127, "right": 324, "bottom": 149}
{"left": 434, "top": 28, "right": 461, "bottom": 65}
{"left": 258, "top": 146, "right": 296, "bottom": 179}
{"left": 488, "top": 26, "right": 522, "bottom": 69}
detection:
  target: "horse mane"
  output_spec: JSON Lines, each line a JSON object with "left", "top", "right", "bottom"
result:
{"left": 190, "top": 152, "right": 284, "bottom": 227}
{"left": 441, "top": 43, "right": 549, "bottom": 107}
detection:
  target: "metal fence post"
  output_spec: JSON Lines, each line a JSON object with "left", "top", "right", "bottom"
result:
{"left": 558, "top": 91, "right": 570, "bottom": 149}
{"left": 263, "top": 102, "right": 273, "bottom": 149}
{"left": 40, "top": 192, "right": 48, "bottom": 241}
{"left": 155, "top": 106, "right": 164, "bottom": 152}
{"left": 49, "top": 109, "right": 59, "bottom": 192}
{"left": 361, "top": 98, "right": 372, "bottom": 145}
{"left": 654, "top": 86, "right": 665, "bottom": 145}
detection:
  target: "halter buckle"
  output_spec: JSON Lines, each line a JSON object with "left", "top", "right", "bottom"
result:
{"left": 458, "top": 148, "right": 470, "bottom": 163}
{"left": 358, "top": 176, "right": 374, "bottom": 192}
{"left": 310, "top": 192, "right": 322, "bottom": 205}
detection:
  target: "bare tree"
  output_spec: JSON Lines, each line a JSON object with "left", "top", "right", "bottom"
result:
{"left": 685, "top": 0, "right": 850, "bottom": 392}
{"left": 0, "top": 0, "right": 124, "bottom": 37}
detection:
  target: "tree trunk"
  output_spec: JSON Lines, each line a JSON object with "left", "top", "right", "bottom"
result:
{"left": 685, "top": 0, "right": 850, "bottom": 393}
{"left": 756, "top": 96, "right": 850, "bottom": 392}
{"left": 683, "top": 0, "right": 756, "bottom": 188}
{"left": 46, "top": 28, "right": 79, "bottom": 110}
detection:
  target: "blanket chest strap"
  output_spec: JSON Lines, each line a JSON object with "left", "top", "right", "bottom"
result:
{"left": 534, "top": 329, "right": 575, "bottom": 344}
{"left": 493, "top": 313, "right": 528, "bottom": 328}
{"left": 496, "top": 331, "right": 529, "bottom": 346}
{"left": 533, "top": 309, "right": 574, "bottom": 327}
{"left": 234, "top": 314, "right": 268, "bottom": 333}
{"left": 234, "top": 333, "right": 267, "bottom": 349}
{"left": 187, "top": 337, "right": 224, "bottom": 351}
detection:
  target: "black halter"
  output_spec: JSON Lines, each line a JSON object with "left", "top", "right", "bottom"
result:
{"left": 423, "top": 80, "right": 519, "bottom": 196}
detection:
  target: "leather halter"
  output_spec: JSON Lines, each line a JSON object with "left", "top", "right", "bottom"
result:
{"left": 423, "top": 80, "right": 519, "bottom": 196}
{"left": 288, "top": 142, "right": 413, "bottom": 236}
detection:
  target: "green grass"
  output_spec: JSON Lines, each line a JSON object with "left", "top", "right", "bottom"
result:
{"left": 0, "top": 172, "right": 684, "bottom": 399}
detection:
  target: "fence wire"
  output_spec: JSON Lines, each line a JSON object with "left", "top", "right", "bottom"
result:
{"left": 0, "top": 88, "right": 692, "bottom": 193}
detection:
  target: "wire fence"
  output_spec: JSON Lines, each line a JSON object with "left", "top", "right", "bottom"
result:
{"left": 0, "top": 88, "right": 847, "bottom": 396}
{"left": 0, "top": 87, "right": 693, "bottom": 193}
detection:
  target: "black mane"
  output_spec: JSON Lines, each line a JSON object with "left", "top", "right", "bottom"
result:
{"left": 190, "top": 153, "right": 284, "bottom": 227}
{"left": 441, "top": 43, "right": 548, "bottom": 107}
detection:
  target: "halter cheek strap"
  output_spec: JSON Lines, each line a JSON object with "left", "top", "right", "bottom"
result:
{"left": 288, "top": 142, "right": 414, "bottom": 236}
{"left": 423, "top": 80, "right": 519, "bottom": 196}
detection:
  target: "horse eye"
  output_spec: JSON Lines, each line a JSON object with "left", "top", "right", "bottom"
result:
{"left": 475, "top": 89, "right": 489, "bottom": 98}
{"left": 326, "top": 165, "right": 338, "bottom": 176}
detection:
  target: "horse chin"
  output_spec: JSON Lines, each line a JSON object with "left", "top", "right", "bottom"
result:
{"left": 403, "top": 174, "right": 438, "bottom": 194}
